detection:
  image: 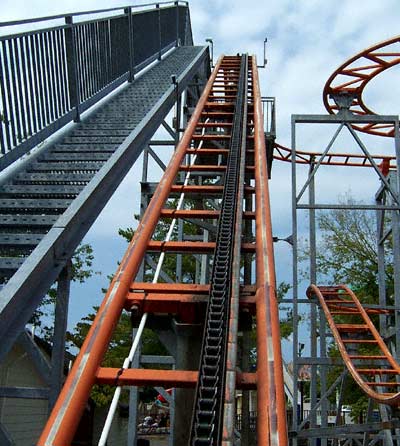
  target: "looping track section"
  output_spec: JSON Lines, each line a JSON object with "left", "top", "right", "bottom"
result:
{"left": 323, "top": 36, "right": 400, "bottom": 137}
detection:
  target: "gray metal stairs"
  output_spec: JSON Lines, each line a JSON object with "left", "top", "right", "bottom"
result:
{"left": 0, "top": 45, "right": 209, "bottom": 361}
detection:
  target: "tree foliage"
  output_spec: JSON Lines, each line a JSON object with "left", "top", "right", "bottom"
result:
{"left": 310, "top": 196, "right": 393, "bottom": 300}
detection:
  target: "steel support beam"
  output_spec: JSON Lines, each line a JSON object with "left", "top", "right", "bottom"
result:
{"left": 49, "top": 263, "right": 71, "bottom": 411}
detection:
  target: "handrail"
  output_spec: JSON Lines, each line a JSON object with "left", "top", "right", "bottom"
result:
{"left": 307, "top": 284, "right": 400, "bottom": 406}
{"left": 0, "top": 1, "right": 189, "bottom": 27}
{"left": 0, "top": 3, "right": 191, "bottom": 172}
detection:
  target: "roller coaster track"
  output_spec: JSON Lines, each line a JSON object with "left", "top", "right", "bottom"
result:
{"left": 273, "top": 36, "right": 400, "bottom": 169}
{"left": 189, "top": 54, "right": 248, "bottom": 445}
{"left": 323, "top": 36, "right": 400, "bottom": 137}
{"left": 37, "top": 55, "right": 288, "bottom": 446}
{"left": 307, "top": 284, "right": 400, "bottom": 406}
{"left": 274, "top": 142, "right": 396, "bottom": 169}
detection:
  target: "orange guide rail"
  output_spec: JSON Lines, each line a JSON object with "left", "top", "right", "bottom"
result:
{"left": 37, "top": 55, "right": 288, "bottom": 446}
{"left": 307, "top": 284, "right": 400, "bottom": 405}
{"left": 323, "top": 36, "right": 400, "bottom": 137}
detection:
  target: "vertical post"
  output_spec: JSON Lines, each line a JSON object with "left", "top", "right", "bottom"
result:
{"left": 172, "top": 323, "right": 202, "bottom": 446}
{"left": 156, "top": 4, "right": 162, "bottom": 60}
{"left": 64, "top": 16, "right": 80, "bottom": 122}
{"left": 142, "top": 145, "right": 149, "bottom": 183}
{"left": 206, "top": 39, "right": 214, "bottom": 68}
{"left": 175, "top": 1, "right": 180, "bottom": 47}
{"left": 390, "top": 174, "right": 400, "bottom": 357}
{"left": 172, "top": 75, "right": 181, "bottom": 146}
{"left": 125, "top": 7, "right": 134, "bottom": 82}
{"left": 49, "top": 262, "right": 72, "bottom": 411}
{"left": 127, "top": 173, "right": 148, "bottom": 445}
{"left": 127, "top": 328, "right": 141, "bottom": 446}
{"left": 168, "top": 387, "right": 176, "bottom": 446}
{"left": 308, "top": 160, "right": 318, "bottom": 446}
{"left": 393, "top": 119, "right": 400, "bottom": 359}
{"left": 376, "top": 196, "right": 387, "bottom": 336}
{"left": 291, "top": 116, "right": 299, "bottom": 444}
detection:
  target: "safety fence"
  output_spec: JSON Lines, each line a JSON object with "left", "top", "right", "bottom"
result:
{"left": 0, "top": 1, "right": 192, "bottom": 170}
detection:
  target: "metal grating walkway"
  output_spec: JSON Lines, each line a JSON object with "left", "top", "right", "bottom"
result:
{"left": 0, "top": 45, "right": 209, "bottom": 361}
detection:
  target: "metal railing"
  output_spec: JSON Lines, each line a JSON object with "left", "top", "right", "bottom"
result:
{"left": 262, "top": 96, "right": 276, "bottom": 137}
{"left": 0, "top": 1, "right": 192, "bottom": 171}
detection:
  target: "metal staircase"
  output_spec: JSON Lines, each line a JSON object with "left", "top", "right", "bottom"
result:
{"left": 0, "top": 3, "right": 210, "bottom": 364}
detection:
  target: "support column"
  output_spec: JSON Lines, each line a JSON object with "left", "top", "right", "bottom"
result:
{"left": 308, "top": 160, "right": 318, "bottom": 446}
{"left": 389, "top": 173, "right": 400, "bottom": 358}
{"left": 49, "top": 262, "right": 71, "bottom": 411}
{"left": 172, "top": 320, "right": 202, "bottom": 446}
{"left": 127, "top": 328, "right": 141, "bottom": 446}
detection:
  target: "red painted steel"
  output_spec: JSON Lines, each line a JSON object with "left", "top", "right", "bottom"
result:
{"left": 307, "top": 284, "right": 400, "bottom": 405}
{"left": 38, "top": 53, "right": 288, "bottom": 446}
{"left": 274, "top": 142, "right": 396, "bottom": 169}
{"left": 37, "top": 57, "right": 225, "bottom": 446}
{"left": 323, "top": 35, "right": 400, "bottom": 137}
{"left": 95, "top": 368, "right": 257, "bottom": 390}
{"left": 252, "top": 57, "right": 288, "bottom": 446}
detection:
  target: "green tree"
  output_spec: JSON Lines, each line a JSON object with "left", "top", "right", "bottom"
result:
{"left": 312, "top": 196, "right": 393, "bottom": 299}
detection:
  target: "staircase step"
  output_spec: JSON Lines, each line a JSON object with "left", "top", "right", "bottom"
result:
{"left": 0, "top": 198, "right": 72, "bottom": 213}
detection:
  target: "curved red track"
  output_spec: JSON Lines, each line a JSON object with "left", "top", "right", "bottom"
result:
{"left": 307, "top": 285, "right": 400, "bottom": 406}
{"left": 275, "top": 36, "right": 400, "bottom": 165}
{"left": 323, "top": 36, "right": 400, "bottom": 137}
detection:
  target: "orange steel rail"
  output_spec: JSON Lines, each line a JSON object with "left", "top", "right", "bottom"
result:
{"left": 37, "top": 55, "right": 225, "bottom": 446}
{"left": 307, "top": 284, "right": 400, "bottom": 406}
{"left": 252, "top": 56, "right": 288, "bottom": 446}
{"left": 274, "top": 142, "right": 396, "bottom": 169}
{"left": 38, "top": 55, "right": 288, "bottom": 446}
{"left": 323, "top": 35, "right": 400, "bottom": 137}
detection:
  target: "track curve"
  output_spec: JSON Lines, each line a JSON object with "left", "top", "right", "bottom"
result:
{"left": 307, "top": 284, "right": 400, "bottom": 406}
{"left": 323, "top": 35, "right": 400, "bottom": 137}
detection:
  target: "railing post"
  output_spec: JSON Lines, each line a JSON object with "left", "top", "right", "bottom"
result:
{"left": 156, "top": 4, "right": 162, "bottom": 60}
{"left": 125, "top": 7, "right": 134, "bottom": 82}
{"left": 175, "top": 1, "right": 180, "bottom": 47}
{"left": 64, "top": 16, "right": 80, "bottom": 122}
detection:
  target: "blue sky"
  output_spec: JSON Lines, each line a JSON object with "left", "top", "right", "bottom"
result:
{"left": 2, "top": 0, "right": 400, "bottom": 356}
